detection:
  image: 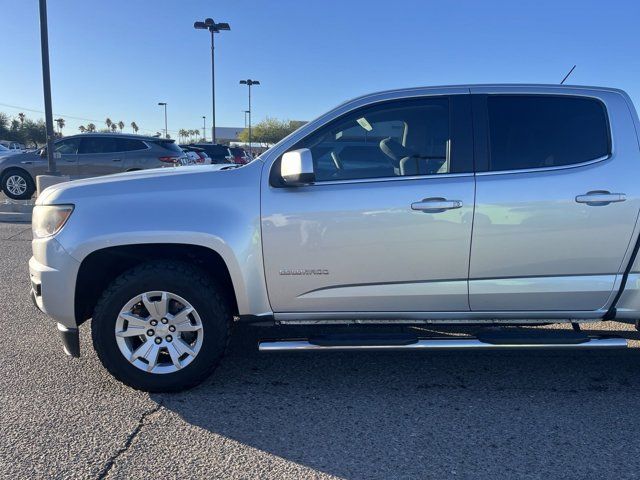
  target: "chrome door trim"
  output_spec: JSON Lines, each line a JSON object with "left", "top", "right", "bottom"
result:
{"left": 298, "top": 172, "right": 473, "bottom": 187}
{"left": 475, "top": 155, "right": 611, "bottom": 177}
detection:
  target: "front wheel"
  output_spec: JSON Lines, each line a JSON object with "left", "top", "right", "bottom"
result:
{"left": 91, "top": 261, "right": 231, "bottom": 392}
{"left": 1, "top": 169, "right": 35, "bottom": 200}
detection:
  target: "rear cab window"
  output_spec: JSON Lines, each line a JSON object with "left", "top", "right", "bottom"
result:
{"left": 486, "top": 95, "right": 610, "bottom": 171}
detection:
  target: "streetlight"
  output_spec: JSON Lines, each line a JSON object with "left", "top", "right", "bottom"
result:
{"left": 202, "top": 116, "right": 206, "bottom": 141}
{"left": 243, "top": 110, "right": 250, "bottom": 129}
{"left": 239, "top": 79, "right": 259, "bottom": 156}
{"left": 158, "top": 102, "right": 167, "bottom": 138}
{"left": 194, "top": 18, "right": 230, "bottom": 144}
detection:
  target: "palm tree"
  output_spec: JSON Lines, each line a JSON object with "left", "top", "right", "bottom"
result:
{"left": 87, "top": 123, "right": 96, "bottom": 132}
{"left": 105, "top": 118, "right": 112, "bottom": 130}
{"left": 55, "top": 118, "right": 66, "bottom": 134}
{"left": 111, "top": 123, "right": 118, "bottom": 133}
{"left": 78, "top": 125, "right": 86, "bottom": 133}
{"left": 117, "top": 121, "right": 124, "bottom": 133}
{"left": 18, "top": 112, "right": 25, "bottom": 127}
{"left": 131, "top": 121, "right": 139, "bottom": 134}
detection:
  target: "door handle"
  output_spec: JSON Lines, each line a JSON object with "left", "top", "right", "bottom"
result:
{"left": 575, "top": 191, "right": 626, "bottom": 206}
{"left": 112, "top": 158, "right": 122, "bottom": 162}
{"left": 411, "top": 197, "right": 463, "bottom": 213}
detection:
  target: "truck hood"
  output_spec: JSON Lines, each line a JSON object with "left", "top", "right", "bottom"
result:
{"left": 37, "top": 163, "right": 254, "bottom": 206}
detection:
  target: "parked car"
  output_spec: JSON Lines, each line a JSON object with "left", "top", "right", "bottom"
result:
{"left": 180, "top": 145, "right": 211, "bottom": 165}
{"left": 0, "top": 133, "right": 189, "bottom": 199}
{"left": 0, "top": 144, "right": 21, "bottom": 159}
{"left": 229, "top": 146, "right": 253, "bottom": 165}
{"left": 30, "top": 84, "right": 640, "bottom": 392}
{"left": 189, "top": 143, "right": 233, "bottom": 164}
{"left": 0, "top": 140, "right": 26, "bottom": 152}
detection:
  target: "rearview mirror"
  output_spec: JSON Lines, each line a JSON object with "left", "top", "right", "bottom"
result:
{"left": 281, "top": 148, "right": 315, "bottom": 186}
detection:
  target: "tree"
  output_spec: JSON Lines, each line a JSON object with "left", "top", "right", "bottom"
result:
{"left": 131, "top": 121, "right": 139, "bottom": 134}
{"left": 110, "top": 123, "right": 118, "bottom": 132}
{"left": 78, "top": 125, "right": 86, "bottom": 133}
{"left": 238, "top": 118, "right": 307, "bottom": 146}
{"left": 55, "top": 118, "right": 66, "bottom": 134}
{"left": 86, "top": 123, "right": 96, "bottom": 132}
{"left": 105, "top": 118, "right": 112, "bottom": 130}
{"left": 18, "top": 112, "right": 25, "bottom": 127}
{"left": 0, "top": 113, "right": 9, "bottom": 139}
{"left": 117, "top": 120, "right": 124, "bottom": 132}
{"left": 23, "top": 119, "right": 46, "bottom": 148}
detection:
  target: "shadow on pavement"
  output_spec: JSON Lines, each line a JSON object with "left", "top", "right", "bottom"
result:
{"left": 151, "top": 324, "right": 640, "bottom": 479}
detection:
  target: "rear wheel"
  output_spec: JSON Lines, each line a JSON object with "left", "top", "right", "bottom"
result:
{"left": 91, "top": 261, "right": 231, "bottom": 392}
{"left": 1, "top": 169, "right": 35, "bottom": 200}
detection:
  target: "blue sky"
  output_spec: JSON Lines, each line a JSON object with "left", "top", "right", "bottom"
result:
{"left": 1, "top": 0, "right": 639, "bottom": 138}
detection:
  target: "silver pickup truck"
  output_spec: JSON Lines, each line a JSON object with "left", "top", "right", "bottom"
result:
{"left": 30, "top": 84, "right": 640, "bottom": 391}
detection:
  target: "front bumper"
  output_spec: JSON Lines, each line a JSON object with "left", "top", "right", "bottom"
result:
{"left": 29, "top": 237, "right": 82, "bottom": 355}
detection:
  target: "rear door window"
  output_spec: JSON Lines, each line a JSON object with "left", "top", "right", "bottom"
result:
{"left": 78, "top": 137, "right": 119, "bottom": 154}
{"left": 487, "top": 95, "right": 610, "bottom": 171}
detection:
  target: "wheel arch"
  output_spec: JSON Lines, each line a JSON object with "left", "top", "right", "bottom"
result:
{"left": 74, "top": 243, "right": 240, "bottom": 325}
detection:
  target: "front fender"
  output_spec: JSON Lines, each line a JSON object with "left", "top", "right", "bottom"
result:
{"left": 48, "top": 163, "right": 272, "bottom": 316}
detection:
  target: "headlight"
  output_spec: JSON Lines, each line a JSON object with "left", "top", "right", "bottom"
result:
{"left": 32, "top": 205, "right": 74, "bottom": 239}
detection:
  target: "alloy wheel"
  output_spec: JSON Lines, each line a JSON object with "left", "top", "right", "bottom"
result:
{"left": 115, "top": 291, "right": 204, "bottom": 374}
{"left": 6, "top": 175, "right": 27, "bottom": 196}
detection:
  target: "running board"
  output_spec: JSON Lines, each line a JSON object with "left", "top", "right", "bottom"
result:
{"left": 259, "top": 332, "right": 627, "bottom": 352}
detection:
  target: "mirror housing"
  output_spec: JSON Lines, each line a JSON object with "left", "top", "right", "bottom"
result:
{"left": 39, "top": 148, "right": 47, "bottom": 158}
{"left": 281, "top": 148, "right": 315, "bottom": 186}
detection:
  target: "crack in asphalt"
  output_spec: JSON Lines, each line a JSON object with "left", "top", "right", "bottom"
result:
{"left": 4, "top": 226, "right": 31, "bottom": 241}
{"left": 96, "top": 403, "right": 163, "bottom": 480}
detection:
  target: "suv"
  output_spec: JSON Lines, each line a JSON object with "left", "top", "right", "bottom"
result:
{"left": 0, "top": 133, "right": 188, "bottom": 199}
{"left": 189, "top": 143, "right": 233, "bottom": 164}
{"left": 30, "top": 85, "right": 640, "bottom": 391}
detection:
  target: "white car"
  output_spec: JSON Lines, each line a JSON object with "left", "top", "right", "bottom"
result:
{"left": 0, "top": 144, "right": 21, "bottom": 158}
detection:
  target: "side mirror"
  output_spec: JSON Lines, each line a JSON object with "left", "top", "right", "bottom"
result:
{"left": 281, "top": 148, "right": 315, "bottom": 186}
{"left": 40, "top": 148, "right": 47, "bottom": 158}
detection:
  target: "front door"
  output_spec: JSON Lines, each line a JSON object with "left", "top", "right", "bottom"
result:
{"left": 261, "top": 94, "right": 476, "bottom": 314}
{"left": 469, "top": 90, "right": 640, "bottom": 312}
{"left": 52, "top": 137, "right": 80, "bottom": 177}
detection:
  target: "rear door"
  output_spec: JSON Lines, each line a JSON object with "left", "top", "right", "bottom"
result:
{"left": 469, "top": 88, "right": 640, "bottom": 312}
{"left": 77, "top": 136, "right": 126, "bottom": 177}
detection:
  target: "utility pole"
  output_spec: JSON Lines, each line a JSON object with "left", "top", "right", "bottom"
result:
{"left": 38, "top": 0, "right": 57, "bottom": 174}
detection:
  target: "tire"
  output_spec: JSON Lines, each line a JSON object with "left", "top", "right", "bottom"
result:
{"left": 91, "top": 261, "right": 232, "bottom": 392}
{"left": 1, "top": 169, "right": 35, "bottom": 200}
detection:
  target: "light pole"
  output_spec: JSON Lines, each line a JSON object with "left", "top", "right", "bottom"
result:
{"left": 202, "top": 116, "right": 206, "bottom": 141}
{"left": 243, "top": 110, "right": 249, "bottom": 129}
{"left": 158, "top": 102, "right": 167, "bottom": 138}
{"left": 194, "top": 18, "right": 230, "bottom": 144}
{"left": 38, "top": 0, "right": 56, "bottom": 174}
{"left": 240, "top": 79, "right": 259, "bottom": 155}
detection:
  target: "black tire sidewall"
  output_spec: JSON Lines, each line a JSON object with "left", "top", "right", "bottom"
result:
{"left": 2, "top": 169, "right": 35, "bottom": 200}
{"left": 92, "top": 265, "right": 230, "bottom": 392}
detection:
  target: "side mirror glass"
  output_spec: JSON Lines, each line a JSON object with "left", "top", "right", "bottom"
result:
{"left": 281, "top": 148, "right": 315, "bottom": 186}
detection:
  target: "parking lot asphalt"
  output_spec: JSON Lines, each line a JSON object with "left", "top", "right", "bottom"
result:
{"left": 2, "top": 221, "right": 640, "bottom": 479}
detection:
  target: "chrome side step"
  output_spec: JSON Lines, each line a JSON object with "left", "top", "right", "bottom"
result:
{"left": 259, "top": 336, "right": 627, "bottom": 352}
